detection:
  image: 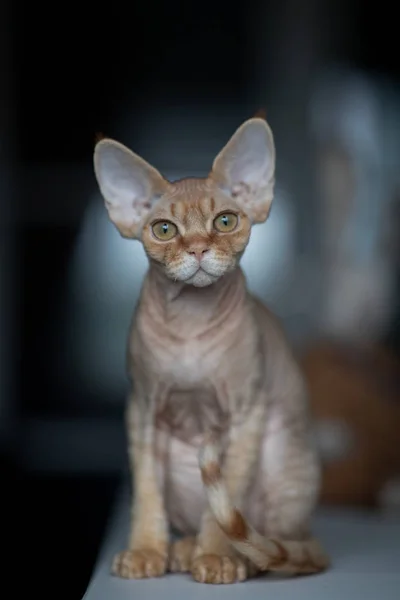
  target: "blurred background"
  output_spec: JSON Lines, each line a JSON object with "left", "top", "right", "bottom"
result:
{"left": 2, "top": 0, "right": 399, "bottom": 597}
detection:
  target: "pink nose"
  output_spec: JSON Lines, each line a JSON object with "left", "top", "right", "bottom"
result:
{"left": 187, "top": 245, "right": 209, "bottom": 262}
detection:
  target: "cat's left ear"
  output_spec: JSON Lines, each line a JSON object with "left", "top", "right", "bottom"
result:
{"left": 209, "top": 118, "right": 275, "bottom": 223}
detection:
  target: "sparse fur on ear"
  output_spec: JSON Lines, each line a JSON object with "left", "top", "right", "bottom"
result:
{"left": 209, "top": 118, "right": 276, "bottom": 223}
{"left": 93, "top": 139, "right": 170, "bottom": 238}
{"left": 253, "top": 107, "right": 267, "bottom": 120}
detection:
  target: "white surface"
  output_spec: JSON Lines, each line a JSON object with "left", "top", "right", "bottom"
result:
{"left": 83, "top": 486, "right": 400, "bottom": 600}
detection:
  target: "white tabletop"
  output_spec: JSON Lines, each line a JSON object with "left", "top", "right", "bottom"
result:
{"left": 83, "top": 486, "right": 400, "bottom": 600}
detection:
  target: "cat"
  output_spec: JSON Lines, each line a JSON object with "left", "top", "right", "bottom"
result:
{"left": 93, "top": 116, "right": 330, "bottom": 584}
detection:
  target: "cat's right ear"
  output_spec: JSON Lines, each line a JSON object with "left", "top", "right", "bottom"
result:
{"left": 93, "top": 139, "right": 170, "bottom": 239}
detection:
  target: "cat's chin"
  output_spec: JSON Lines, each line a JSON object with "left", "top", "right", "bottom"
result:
{"left": 184, "top": 269, "right": 220, "bottom": 288}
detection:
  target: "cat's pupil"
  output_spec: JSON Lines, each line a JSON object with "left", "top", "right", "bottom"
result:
{"left": 221, "top": 215, "right": 228, "bottom": 226}
{"left": 162, "top": 223, "right": 168, "bottom": 233}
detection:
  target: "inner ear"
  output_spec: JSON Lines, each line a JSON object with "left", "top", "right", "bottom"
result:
{"left": 94, "top": 139, "right": 170, "bottom": 238}
{"left": 210, "top": 118, "right": 276, "bottom": 223}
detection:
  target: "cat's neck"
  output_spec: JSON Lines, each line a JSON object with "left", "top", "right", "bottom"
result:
{"left": 142, "top": 263, "right": 248, "bottom": 331}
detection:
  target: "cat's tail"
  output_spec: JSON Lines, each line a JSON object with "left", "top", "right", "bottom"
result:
{"left": 198, "top": 432, "right": 330, "bottom": 575}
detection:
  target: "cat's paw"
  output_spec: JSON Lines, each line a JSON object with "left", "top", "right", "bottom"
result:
{"left": 111, "top": 549, "right": 167, "bottom": 579}
{"left": 169, "top": 536, "right": 196, "bottom": 572}
{"left": 191, "top": 553, "right": 255, "bottom": 584}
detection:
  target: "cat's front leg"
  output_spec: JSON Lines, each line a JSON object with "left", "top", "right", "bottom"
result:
{"left": 192, "top": 401, "right": 266, "bottom": 584}
{"left": 112, "top": 390, "right": 169, "bottom": 579}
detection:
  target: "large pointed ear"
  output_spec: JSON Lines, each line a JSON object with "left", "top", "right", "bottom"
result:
{"left": 209, "top": 118, "right": 276, "bottom": 223}
{"left": 93, "top": 139, "right": 170, "bottom": 238}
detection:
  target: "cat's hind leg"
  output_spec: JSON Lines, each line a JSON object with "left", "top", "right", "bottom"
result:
{"left": 169, "top": 536, "right": 196, "bottom": 572}
{"left": 260, "top": 414, "right": 330, "bottom": 574}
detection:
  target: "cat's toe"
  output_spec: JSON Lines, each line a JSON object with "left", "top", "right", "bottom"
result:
{"left": 191, "top": 553, "right": 251, "bottom": 584}
{"left": 111, "top": 549, "right": 167, "bottom": 579}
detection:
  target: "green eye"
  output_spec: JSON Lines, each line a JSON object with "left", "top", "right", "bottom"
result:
{"left": 151, "top": 220, "right": 178, "bottom": 241}
{"left": 213, "top": 213, "right": 238, "bottom": 233}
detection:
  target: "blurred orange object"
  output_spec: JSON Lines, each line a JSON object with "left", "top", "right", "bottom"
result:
{"left": 301, "top": 341, "right": 400, "bottom": 509}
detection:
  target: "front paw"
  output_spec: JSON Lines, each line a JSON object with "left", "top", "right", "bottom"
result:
{"left": 111, "top": 549, "right": 167, "bottom": 579}
{"left": 191, "top": 553, "right": 254, "bottom": 584}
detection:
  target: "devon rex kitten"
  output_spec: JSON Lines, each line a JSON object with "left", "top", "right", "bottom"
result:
{"left": 93, "top": 117, "right": 329, "bottom": 584}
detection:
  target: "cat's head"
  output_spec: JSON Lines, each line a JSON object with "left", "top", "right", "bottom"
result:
{"left": 94, "top": 117, "right": 275, "bottom": 287}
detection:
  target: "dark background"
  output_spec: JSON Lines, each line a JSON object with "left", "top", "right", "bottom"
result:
{"left": 1, "top": 1, "right": 399, "bottom": 598}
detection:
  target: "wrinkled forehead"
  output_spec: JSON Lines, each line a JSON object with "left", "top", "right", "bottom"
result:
{"left": 150, "top": 178, "right": 241, "bottom": 226}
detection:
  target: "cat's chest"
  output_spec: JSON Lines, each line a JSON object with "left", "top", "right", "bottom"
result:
{"left": 149, "top": 336, "right": 220, "bottom": 385}
{"left": 134, "top": 311, "right": 231, "bottom": 385}
{"left": 133, "top": 297, "right": 252, "bottom": 386}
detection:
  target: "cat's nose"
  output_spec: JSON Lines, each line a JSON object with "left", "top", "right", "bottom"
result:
{"left": 187, "top": 245, "right": 210, "bottom": 262}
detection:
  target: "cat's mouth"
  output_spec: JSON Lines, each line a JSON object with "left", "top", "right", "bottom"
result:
{"left": 184, "top": 266, "right": 201, "bottom": 280}
{"left": 183, "top": 267, "right": 220, "bottom": 288}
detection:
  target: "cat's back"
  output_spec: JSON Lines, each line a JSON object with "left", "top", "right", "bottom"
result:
{"left": 251, "top": 293, "right": 285, "bottom": 334}
{"left": 250, "top": 293, "right": 295, "bottom": 360}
